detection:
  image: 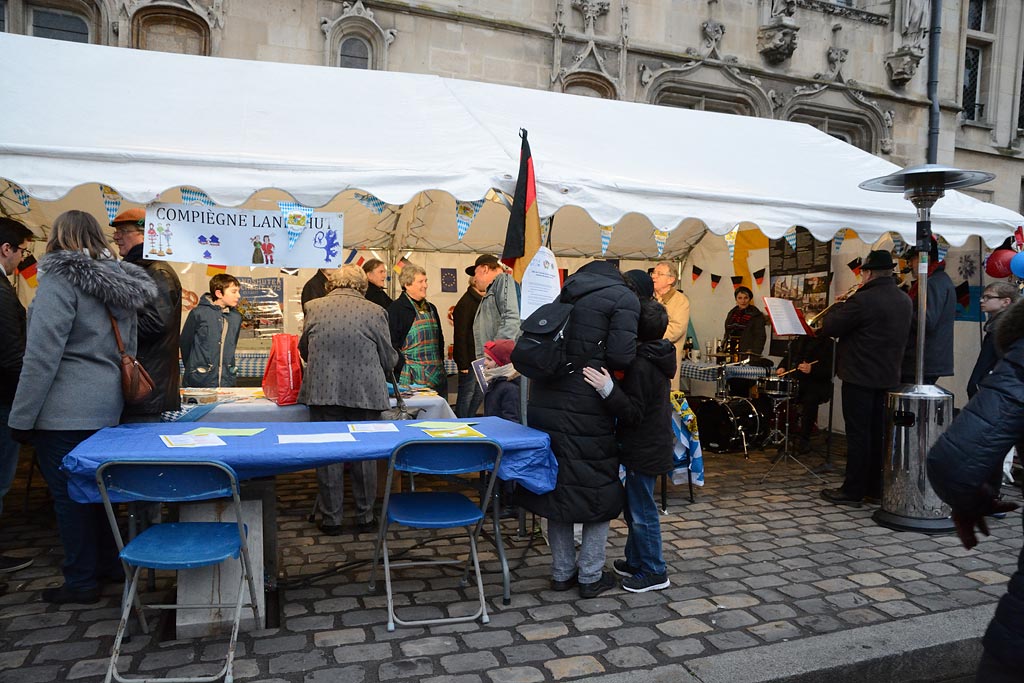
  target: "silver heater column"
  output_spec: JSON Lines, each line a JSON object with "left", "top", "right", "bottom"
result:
{"left": 859, "top": 164, "right": 994, "bottom": 533}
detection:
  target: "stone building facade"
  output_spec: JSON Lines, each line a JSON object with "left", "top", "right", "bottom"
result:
{"left": 3, "top": 0, "right": 1023, "bottom": 216}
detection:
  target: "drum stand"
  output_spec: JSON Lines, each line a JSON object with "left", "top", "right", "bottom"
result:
{"left": 760, "top": 395, "right": 824, "bottom": 483}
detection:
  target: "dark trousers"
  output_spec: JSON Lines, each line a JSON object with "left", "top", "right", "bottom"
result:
{"left": 840, "top": 382, "right": 888, "bottom": 499}
{"left": 310, "top": 405, "right": 380, "bottom": 526}
{"left": 455, "top": 371, "right": 483, "bottom": 418}
{"left": 33, "top": 429, "right": 121, "bottom": 591}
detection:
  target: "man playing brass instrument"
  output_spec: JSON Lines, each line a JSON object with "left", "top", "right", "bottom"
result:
{"left": 816, "top": 251, "right": 912, "bottom": 507}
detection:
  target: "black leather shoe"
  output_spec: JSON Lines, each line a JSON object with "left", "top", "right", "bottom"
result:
{"left": 579, "top": 571, "right": 616, "bottom": 599}
{"left": 354, "top": 520, "right": 377, "bottom": 535}
{"left": 318, "top": 523, "right": 343, "bottom": 536}
{"left": 41, "top": 585, "right": 101, "bottom": 605}
{"left": 820, "top": 488, "right": 863, "bottom": 508}
{"left": 550, "top": 572, "right": 578, "bottom": 592}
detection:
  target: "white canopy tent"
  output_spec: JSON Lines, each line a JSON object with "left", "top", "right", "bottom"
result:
{"left": 2, "top": 31, "right": 1022, "bottom": 258}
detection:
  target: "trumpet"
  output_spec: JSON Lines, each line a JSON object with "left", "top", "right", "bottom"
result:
{"left": 807, "top": 283, "right": 861, "bottom": 327}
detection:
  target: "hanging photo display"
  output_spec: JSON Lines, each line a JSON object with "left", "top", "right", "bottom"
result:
{"left": 143, "top": 203, "right": 344, "bottom": 268}
{"left": 767, "top": 226, "right": 831, "bottom": 355}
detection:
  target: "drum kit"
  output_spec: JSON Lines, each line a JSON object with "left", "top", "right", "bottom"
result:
{"left": 687, "top": 352, "right": 799, "bottom": 458}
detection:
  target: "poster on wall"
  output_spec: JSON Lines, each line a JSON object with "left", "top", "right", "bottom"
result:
{"left": 143, "top": 204, "right": 344, "bottom": 269}
{"left": 767, "top": 226, "right": 831, "bottom": 356}
{"left": 236, "top": 277, "right": 285, "bottom": 340}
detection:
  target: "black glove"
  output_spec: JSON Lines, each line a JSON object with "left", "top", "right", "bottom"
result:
{"left": 9, "top": 428, "right": 34, "bottom": 445}
{"left": 952, "top": 484, "right": 1020, "bottom": 550}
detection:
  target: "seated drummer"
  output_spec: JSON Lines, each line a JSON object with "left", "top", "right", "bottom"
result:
{"left": 776, "top": 335, "right": 834, "bottom": 453}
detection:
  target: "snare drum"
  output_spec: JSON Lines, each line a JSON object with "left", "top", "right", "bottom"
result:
{"left": 757, "top": 376, "right": 798, "bottom": 398}
{"left": 688, "top": 396, "right": 766, "bottom": 453}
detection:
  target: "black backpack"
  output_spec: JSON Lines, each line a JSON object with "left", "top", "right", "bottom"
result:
{"left": 510, "top": 302, "right": 574, "bottom": 380}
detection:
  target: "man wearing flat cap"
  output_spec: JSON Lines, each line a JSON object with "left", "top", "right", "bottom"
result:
{"left": 816, "top": 250, "right": 912, "bottom": 507}
{"left": 471, "top": 254, "right": 521, "bottom": 362}
{"left": 111, "top": 208, "right": 183, "bottom": 420}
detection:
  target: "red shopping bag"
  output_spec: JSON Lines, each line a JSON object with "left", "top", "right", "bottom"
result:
{"left": 262, "top": 334, "right": 303, "bottom": 406}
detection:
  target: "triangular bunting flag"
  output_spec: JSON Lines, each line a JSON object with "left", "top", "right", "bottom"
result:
{"left": 180, "top": 187, "right": 215, "bottom": 206}
{"left": 600, "top": 226, "right": 614, "bottom": 256}
{"left": 10, "top": 184, "right": 30, "bottom": 208}
{"left": 354, "top": 192, "right": 387, "bottom": 215}
{"left": 753, "top": 268, "right": 766, "bottom": 285}
{"left": 100, "top": 185, "right": 122, "bottom": 225}
{"left": 936, "top": 235, "right": 950, "bottom": 262}
{"left": 724, "top": 227, "right": 738, "bottom": 260}
{"left": 691, "top": 265, "right": 703, "bottom": 282}
{"left": 847, "top": 256, "right": 863, "bottom": 276}
{"left": 710, "top": 273, "right": 722, "bottom": 290}
{"left": 541, "top": 216, "right": 552, "bottom": 246}
{"left": 455, "top": 199, "right": 485, "bottom": 240}
{"left": 832, "top": 228, "right": 847, "bottom": 254}
{"left": 393, "top": 257, "right": 411, "bottom": 274}
{"left": 783, "top": 226, "right": 797, "bottom": 252}
{"left": 731, "top": 275, "right": 744, "bottom": 289}
{"left": 278, "top": 201, "right": 312, "bottom": 249}
{"left": 653, "top": 229, "right": 669, "bottom": 257}
{"left": 890, "top": 232, "right": 906, "bottom": 255}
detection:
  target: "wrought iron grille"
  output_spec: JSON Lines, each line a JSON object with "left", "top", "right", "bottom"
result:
{"left": 963, "top": 46, "right": 982, "bottom": 121}
{"left": 967, "top": 0, "right": 986, "bottom": 32}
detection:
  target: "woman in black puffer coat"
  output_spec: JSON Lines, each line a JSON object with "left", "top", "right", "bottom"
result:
{"left": 928, "top": 297, "right": 1024, "bottom": 683}
{"left": 516, "top": 260, "right": 640, "bottom": 598}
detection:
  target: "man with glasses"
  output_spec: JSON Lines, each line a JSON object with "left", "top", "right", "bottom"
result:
{"left": 110, "top": 208, "right": 183, "bottom": 421}
{"left": 969, "top": 283, "right": 1019, "bottom": 398}
{"left": 0, "top": 217, "right": 36, "bottom": 588}
{"left": 651, "top": 262, "right": 690, "bottom": 391}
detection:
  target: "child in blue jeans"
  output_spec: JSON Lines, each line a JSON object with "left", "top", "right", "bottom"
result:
{"left": 582, "top": 297, "right": 676, "bottom": 592}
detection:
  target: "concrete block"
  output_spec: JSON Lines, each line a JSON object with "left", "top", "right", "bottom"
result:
{"left": 176, "top": 499, "right": 265, "bottom": 638}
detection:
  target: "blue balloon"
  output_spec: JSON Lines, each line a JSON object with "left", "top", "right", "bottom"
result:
{"left": 1011, "top": 251, "right": 1024, "bottom": 278}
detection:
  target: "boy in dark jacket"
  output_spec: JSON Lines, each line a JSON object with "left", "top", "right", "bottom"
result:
{"left": 583, "top": 298, "right": 676, "bottom": 592}
{"left": 180, "top": 273, "right": 243, "bottom": 388}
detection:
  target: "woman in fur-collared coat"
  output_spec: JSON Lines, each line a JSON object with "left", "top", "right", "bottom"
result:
{"left": 9, "top": 210, "right": 156, "bottom": 605}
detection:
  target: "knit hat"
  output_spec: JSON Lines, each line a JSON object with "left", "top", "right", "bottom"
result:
{"left": 624, "top": 269, "right": 654, "bottom": 299}
{"left": 483, "top": 339, "right": 516, "bottom": 367}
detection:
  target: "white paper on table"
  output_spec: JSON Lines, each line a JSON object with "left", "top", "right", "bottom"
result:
{"left": 160, "top": 434, "right": 227, "bottom": 448}
{"left": 278, "top": 432, "right": 357, "bottom": 444}
{"left": 348, "top": 423, "right": 399, "bottom": 433}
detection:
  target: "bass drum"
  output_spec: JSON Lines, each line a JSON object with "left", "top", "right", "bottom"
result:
{"left": 688, "top": 396, "right": 766, "bottom": 453}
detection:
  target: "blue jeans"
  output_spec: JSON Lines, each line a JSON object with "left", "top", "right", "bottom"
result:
{"left": 454, "top": 371, "right": 483, "bottom": 419}
{"left": 548, "top": 520, "right": 609, "bottom": 585}
{"left": 623, "top": 470, "right": 666, "bottom": 575}
{"left": 0, "top": 404, "right": 20, "bottom": 516}
{"left": 33, "top": 430, "right": 121, "bottom": 591}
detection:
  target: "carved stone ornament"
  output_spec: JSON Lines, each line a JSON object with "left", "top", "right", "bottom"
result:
{"left": 757, "top": 16, "right": 799, "bottom": 65}
{"left": 884, "top": 45, "right": 925, "bottom": 87}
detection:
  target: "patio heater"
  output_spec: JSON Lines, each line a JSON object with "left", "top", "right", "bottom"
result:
{"left": 859, "top": 164, "right": 993, "bottom": 532}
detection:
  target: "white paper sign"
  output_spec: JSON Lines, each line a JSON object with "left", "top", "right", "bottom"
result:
{"left": 348, "top": 423, "right": 399, "bottom": 433}
{"left": 519, "top": 246, "right": 561, "bottom": 320}
{"left": 278, "top": 433, "right": 357, "bottom": 444}
{"left": 143, "top": 203, "right": 344, "bottom": 268}
{"left": 160, "top": 434, "right": 227, "bottom": 448}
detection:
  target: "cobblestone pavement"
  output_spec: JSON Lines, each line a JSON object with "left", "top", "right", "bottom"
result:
{"left": 0, "top": 437, "right": 1020, "bottom": 683}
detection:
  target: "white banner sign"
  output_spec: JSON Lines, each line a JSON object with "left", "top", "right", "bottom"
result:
{"left": 520, "top": 246, "right": 561, "bottom": 320}
{"left": 143, "top": 204, "right": 344, "bottom": 268}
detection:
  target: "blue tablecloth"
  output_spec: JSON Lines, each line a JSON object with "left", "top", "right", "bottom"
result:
{"left": 64, "top": 417, "right": 556, "bottom": 504}
{"left": 679, "top": 361, "right": 768, "bottom": 382}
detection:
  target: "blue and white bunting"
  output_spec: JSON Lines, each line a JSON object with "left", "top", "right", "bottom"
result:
{"left": 724, "top": 226, "right": 739, "bottom": 260}
{"left": 100, "top": 185, "right": 122, "bottom": 225}
{"left": 541, "top": 216, "right": 552, "bottom": 246}
{"left": 10, "top": 184, "right": 30, "bottom": 208}
{"left": 783, "top": 226, "right": 797, "bottom": 252}
{"left": 654, "top": 229, "right": 669, "bottom": 257}
{"left": 455, "top": 199, "right": 484, "bottom": 240}
{"left": 278, "top": 201, "right": 313, "bottom": 250}
{"left": 600, "top": 226, "right": 613, "bottom": 255}
{"left": 180, "top": 187, "right": 215, "bottom": 206}
{"left": 833, "top": 228, "right": 847, "bottom": 253}
{"left": 354, "top": 193, "right": 387, "bottom": 215}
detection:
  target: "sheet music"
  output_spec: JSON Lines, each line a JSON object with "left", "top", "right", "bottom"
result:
{"left": 763, "top": 297, "right": 808, "bottom": 336}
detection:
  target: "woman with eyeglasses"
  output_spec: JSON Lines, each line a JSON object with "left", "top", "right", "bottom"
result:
{"left": 968, "top": 282, "right": 1019, "bottom": 398}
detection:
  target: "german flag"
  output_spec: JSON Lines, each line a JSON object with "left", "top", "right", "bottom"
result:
{"left": 16, "top": 254, "right": 37, "bottom": 288}
{"left": 731, "top": 275, "right": 744, "bottom": 289}
{"left": 206, "top": 264, "right": 227, "bottom": 277}
{"left": 501, "top": 129, "right": 543, "bottom": 284}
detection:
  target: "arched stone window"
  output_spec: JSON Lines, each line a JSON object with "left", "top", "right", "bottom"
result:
{"left": 562, "top": 71, "right": 616, "bottom": 99}
{"left": 339, "top": 35, "right": 371, "bottom": 69}
{"left": 131, "top": 6, "right": 210, "bottom": 55}
{"left": 647, "top": 69, "right": 773, "bottom": 119}
{"left": 321, "top": 1, "right": 395, "bottom": 70}
{"left": 5, "top": 1, "right": 102, "bottom": 43}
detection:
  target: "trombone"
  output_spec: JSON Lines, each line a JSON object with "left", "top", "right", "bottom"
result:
{"left": 807, "top": 283, "right": 861, "bottom": 327}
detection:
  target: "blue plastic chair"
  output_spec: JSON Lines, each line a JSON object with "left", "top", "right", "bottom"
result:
{"left": 96, "top": 460, "right": 261, "bottom": 683}
{"left": 368, "top": 440, "right": 503, "bottom": 631}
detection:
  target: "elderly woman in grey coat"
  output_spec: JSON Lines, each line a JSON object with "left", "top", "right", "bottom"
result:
{"left": 299, "top": 264, "right": 399, "bottom": 536}
{"left": 8, "top": 210, "right": 156, "bottom": 604}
